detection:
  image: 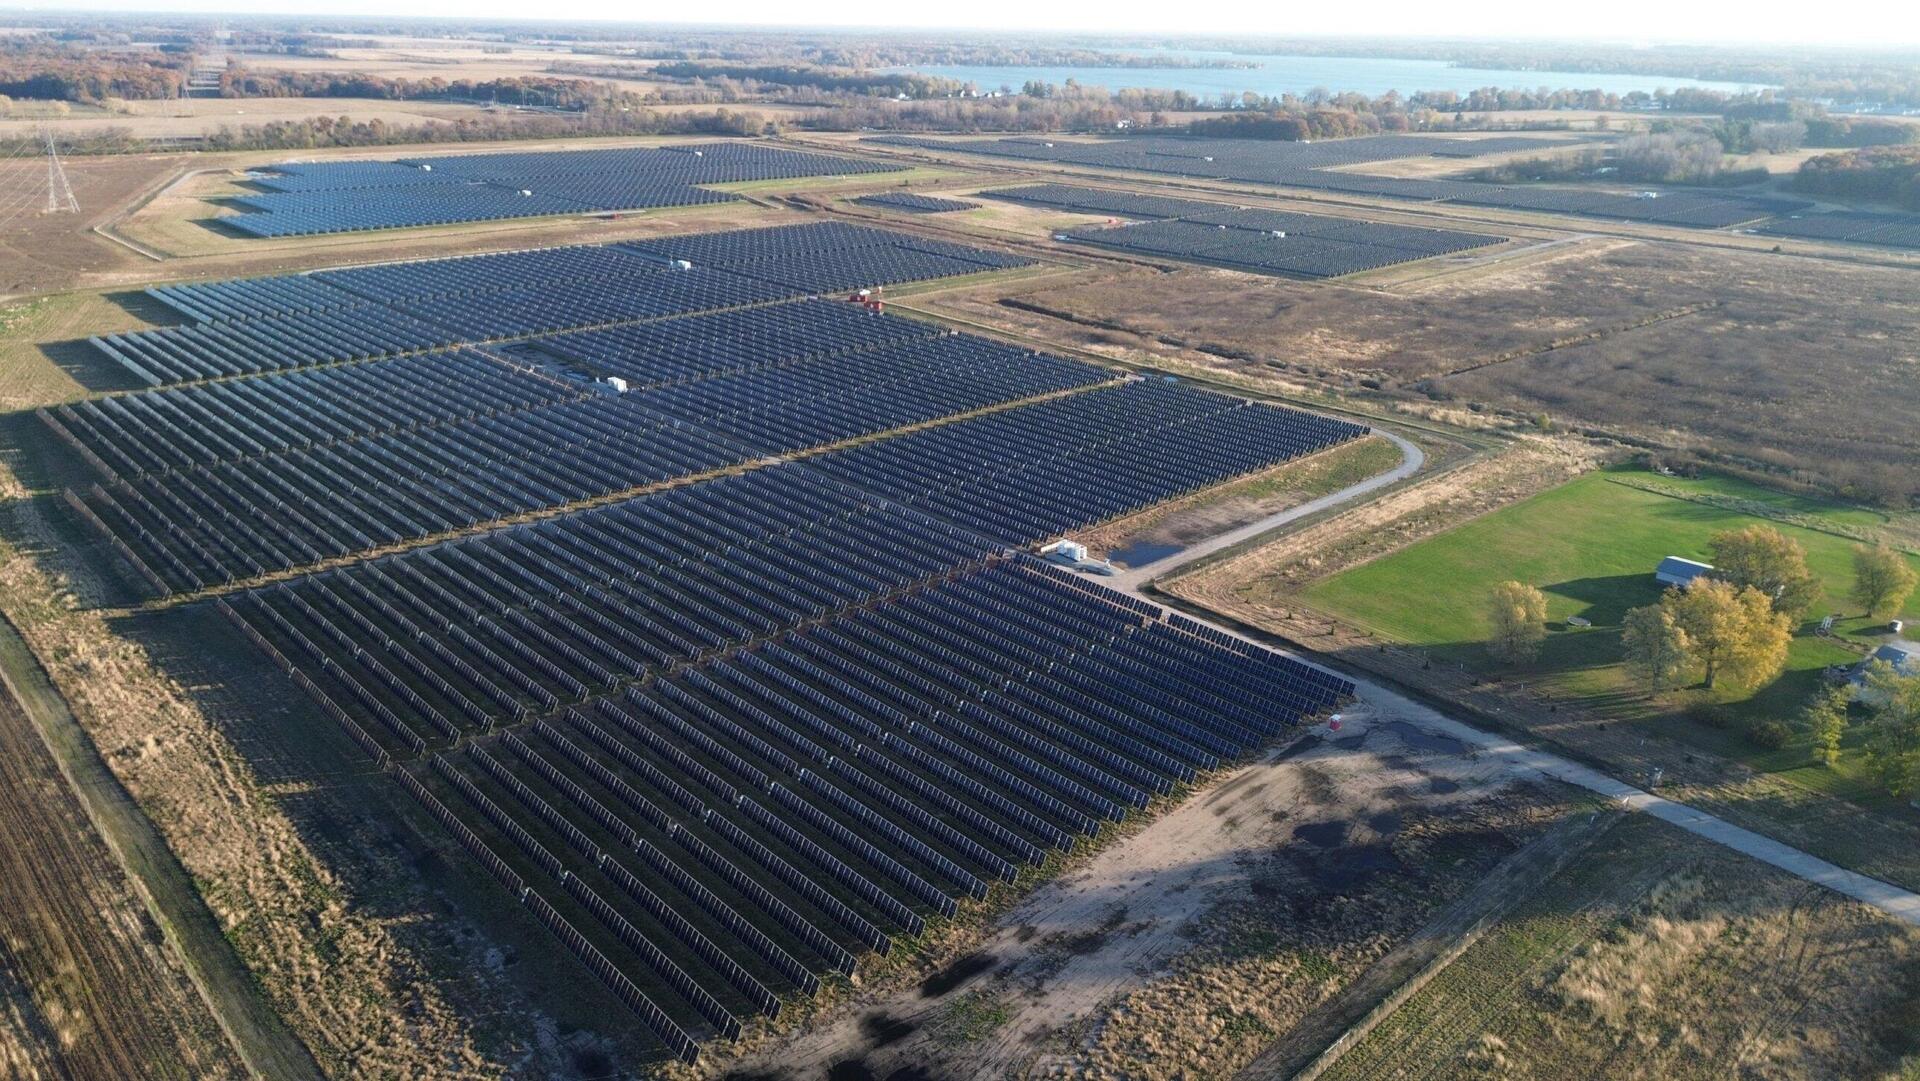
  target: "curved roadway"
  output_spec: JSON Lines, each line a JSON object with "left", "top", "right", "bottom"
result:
{"left": 1112, "top": 430, "right": 1920, "bottom": 929}
{"left": 1109, "top": 429, "right": 1424, "bottom": 591}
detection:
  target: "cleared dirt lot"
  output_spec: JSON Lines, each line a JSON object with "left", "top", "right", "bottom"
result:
{"left": 0, "top": 152, "right": 186, "bottom": 299}
{"left": 709, "top": 709, "right": 1578, "bottom": 1081}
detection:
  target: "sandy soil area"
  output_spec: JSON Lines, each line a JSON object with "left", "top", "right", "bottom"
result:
{"left": 714, "top": 704, "right": 1540, "bottom": 1080}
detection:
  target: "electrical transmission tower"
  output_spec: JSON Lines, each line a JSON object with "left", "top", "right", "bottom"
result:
{"left": 43, "top": 127, "right": 79, "bottom": 214}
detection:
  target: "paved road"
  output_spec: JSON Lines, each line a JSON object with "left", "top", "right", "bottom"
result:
{"left": 1114, "top": 436, "right": 1920, "bottom": 930}
{"left": 1109, "top": 430, "right": 1425, "bottom": 590}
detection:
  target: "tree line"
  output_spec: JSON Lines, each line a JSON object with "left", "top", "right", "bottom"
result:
{"left": 0, "top": 44, "right": 188, "bottom": 103}
{"left": 1794, "top": 145, "right": 1920, "bottom": 210}
{"left": 5, "top": 105, "right": 775, "bottom": 157}
{"left": 217, "top": 68, "right": 639, "bottom": 111}
{"left": 648, "top": 62, "right": 966, "bottom": 100}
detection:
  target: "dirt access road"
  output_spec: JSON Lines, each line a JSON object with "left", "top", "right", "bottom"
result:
{"left": 1107, "top": 430, "right": 1424, "bottom": 591}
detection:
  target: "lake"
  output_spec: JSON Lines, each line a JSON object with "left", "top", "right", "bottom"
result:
{"left": 895, "top": 51, "right": 1769, "bottom": 101}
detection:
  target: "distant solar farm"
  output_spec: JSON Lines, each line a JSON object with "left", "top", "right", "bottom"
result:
{"left": 47, "top": 217, "right": 1369, "bottom": 1063}
{"left": 850, "top": 192, "right": 981, "bottom": 214}
{"left": 227, "top": 143, "right": 905, "bottom": 236}
{"left": 869, "top": 134, "right": 1814, "bottom": 229}
{"left": 1753, "top": 209, "right": 1920, "bottom": 250}
{"left": 988, "top": 183, "right": 1504, "bottom": 277}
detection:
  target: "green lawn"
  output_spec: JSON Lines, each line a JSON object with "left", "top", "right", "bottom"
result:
{"left": 1300, "top": 467, "right": 1920, "bottom": 789}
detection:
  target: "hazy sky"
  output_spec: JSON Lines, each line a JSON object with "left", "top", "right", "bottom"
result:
{"left": 25, "top": 0, "right": 1920, "bottom": 46}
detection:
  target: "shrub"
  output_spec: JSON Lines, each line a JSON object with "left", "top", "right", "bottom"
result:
{"left": 1745, "top": 718, "right": 1793, "bottom": 750}
{"left": 1689, "top": 702, "right": 1738, "bottom": 729}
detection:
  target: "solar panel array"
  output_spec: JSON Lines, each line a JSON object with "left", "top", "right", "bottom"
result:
{"left": 867, "top": 132, "right": 1571, "bottom": 181}
{"left": 55, "top": 227, "right": 1374, "bottom": 1064}
{"left": 99, "top": 224, "right": 1035, "bottom": 387}
{"left": 990, "top": 184, "right": 1502, "bottom": 278}
{"left": 873, "top": 135, "right": 1812, "bottom": 229}
{"left": 813, "top": 380, "right": 1369, "bottom": 541}
{"left": 1753, "top": 210, "right": 1920, "bottom": 249}
{"left": 214, "top": 460, "right": 1355, "bottom": 1061}
{"left": 53, "top": 310, "right": 1111, "bottom": 591}
{"left": 229, "top": 143, "right": 904, "bottom": 236}
{"left": 530, "top": 298, "right": 947, "bottom": 388}
{"left": 850, "top": 192, "right": 980, "bottom": 214}
{"left": 982, "top": 183, "right": 1226, "bottom": 221}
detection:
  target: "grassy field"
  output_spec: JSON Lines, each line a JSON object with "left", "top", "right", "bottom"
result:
{"left": 1081, "top": 434, "right": 1409, "bottom": 557}
{"left": 0, "top": 292, "right": 154, "bottom": 410}
{"left": 1312, "top": 813, "right": 1920, "bottom": 1081}
{"left": 1300, "top": 466, "right": 1920, "bottom": 790}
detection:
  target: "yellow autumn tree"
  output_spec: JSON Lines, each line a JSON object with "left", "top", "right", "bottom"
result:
{"left": 1622, "top": 603, "right": 1692, "bottom": 692}
{"left": 1663, "top": 579, "right": 1793, "bottom": 691}
{"left": 1851, "top": 543, "right": 1918, "bottom": 621}
{"left": 1487, "top": 580, "right": 1549, "bottom": 665}
{"left": 1709, "top": 525, "right": 1820, "bottom": 620}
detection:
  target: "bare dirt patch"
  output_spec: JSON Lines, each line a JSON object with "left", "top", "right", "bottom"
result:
{"left": 0, "top": 153, "right": 187, "bottom": 299}
{"left": 706, "top": 709, "right": 1563, "bottom": 1081}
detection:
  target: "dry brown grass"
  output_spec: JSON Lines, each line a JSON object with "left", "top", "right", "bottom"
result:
{"left": 0, "top": 450, "right": 496, "bottom": 1077}
{"left": 1317, "top": 814, "right": 1920, "bottom": 1081}
{"left": 950, "top": 239, "right": 1920, "bottom": 500}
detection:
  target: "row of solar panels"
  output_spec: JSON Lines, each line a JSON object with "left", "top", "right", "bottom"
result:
{"left": 1753, "top": 209, "right": 1920, "bottom": 250}
{"left": 872, "top": 135, "right": 1810, "bottom": 229}
{"left": 851, "top": 192, "right": 980, "bottom": 214}
{"left": 106, "top": 223, "right": 1033, "bottom": 386}
{"left": 230, "top": 143, "right": 904, "bottom": 235}
{"left": 218, "top": 459, "right": 1352, "bottom": 1060}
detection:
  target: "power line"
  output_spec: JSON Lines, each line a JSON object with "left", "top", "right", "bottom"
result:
{"left": 0, "top": 134, "right": 52, "bottom": 230}
{"left": 43, "top": 125, "right": 79, "bottom": 214}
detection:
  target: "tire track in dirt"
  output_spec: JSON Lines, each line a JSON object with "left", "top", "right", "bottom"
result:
{"left": 0, "top": 664, "right": 244, "bottom": 1079}
{"left": 0, "top": 612, "right": 321, "bottom": 1081}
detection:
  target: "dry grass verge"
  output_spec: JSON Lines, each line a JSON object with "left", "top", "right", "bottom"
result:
{"left": 0, "top": 456, "right": 497, "bottom": 1077}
